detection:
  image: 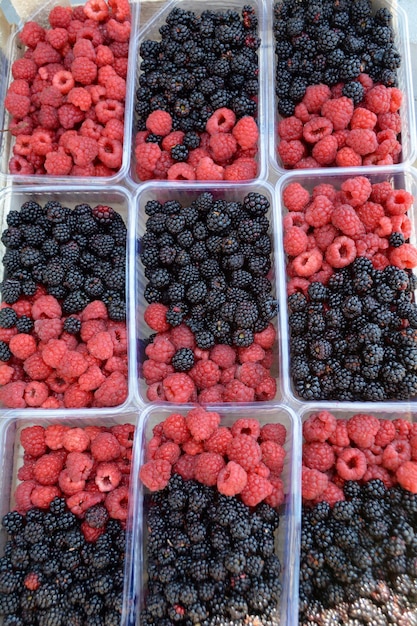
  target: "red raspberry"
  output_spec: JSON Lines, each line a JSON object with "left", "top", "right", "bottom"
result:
{"left": 331, "top": 204, "right": 365, "bottom": 237}
{"left": 139, "top": 459, "right": 172, "bottom": 491}
{"left": 346, "top": 413, "right": 380, "bottom": 448}
{"left": 265, "top": 476, "right": 285, "bottom": 508}
{"left": 95, "top": 461, "right": 122, "bottom": 492}
{"left": 223, "top": 379, "right": 255, "bottom": 402}
{"left": 9, "top": 155, "right": 34, "bottom": 175}
{"left": 86, "top": 331, "right": 113, "bottom": 360}
{"left": 49, "top": 6, "right": 72, "bottom": 28}
{"left": 283, "top": 226, "right": 308, "bottom": 256}
{"left": 68, "top": 135, "right": 99, "bottom": 166}
{"left": 80, "top": 300, "right": 108, "bottom": 322}
{"left": 393, "top": 418, "right": 411, "bottom": 439}
{"left": 303, "top": 411, "right": 336, "bottom": 443}
{"left": 321, "top": 97, "right": 354, "bottom": 130}
{"left": 252, "top": 325, "right": 275, "bottom": 352}
{"left": 283, "top": 182, "right": 310, "bottom": 212}
{"left": 302, "top": 117, "right": 333, "bottom": 144}
{"left": 46, "top": 27, "right": 68, "bottom": 50}
{"left": 209, "top": 344, "right": 235, "bottom": 369}
{"left": 390, "top": 244, "right": 417, "bottom": 270}
{"left": 66, "top": 491, "right": 104, "bottom": 516}
{"left": 278, "top": 139, "right": 305, "bottom": 167}
{"left": 11, "top": 58, "right": 37, "bottom": 81}
{"left": 5, "top": 93, "right": 31, "bottom": 119}
{"left": 232, "top": 115, "right": 258, "bottom": 149}
{"left": 292, "top": 248, "right": 323, "bottom": 277}
{"left": 313, "top": 224, "right": 337, "bottom": 252}
{"left": 95, "top": 99, "right": 124, "bottom": 124}
{"left": 305, "top": 195, "right": 333, "bottom": 227}
{"left": 145, "top": 110, "right": 172, "bottom": 136}
{"left": 206, "top": 107, "right": 236, "bottom": 135}
{"left": 35, "top": 318, "right": 63, "bottom": 343}
{"left": 145, "top": 336, "right": 176, "bottom": 364}
{"left": 350, "top": 107, "right": 377, "bottom": 129}
{"left": 302, "top": 466, "right": 328, "bottom": 501}
{"left": 356, "top": 201, "right": 385, "bottom": 232}
{"left": 105, "top": 485, "right": 129, "bottom": 520}
{"left": 302, "top": 441, "right": 334, "bottom": 472}
{"left": 227, "top": 434, "right": 262, "bottom": 471}
{"left": 134, "top": 142, "right": 161, "bottom": 173}
{"left": 397, "top": 461, "right": 417, "bottom": 493}
{"left": 260, "top": 440, "right": 286, "bottom": 473}
{"left": 25, "top": 349, "right": 54, "bottom": 380}
{"left": 203, "top": 427, "right": 233, "bottom": 455}
{"left": 312, "top": 135, "right": 338, "bottom": 165}
{"left": 198, "top": 384, "right": 224, "bottom": 403}
{"left": 8, "top": 334, "right": 36, "bottom": 360}
{"left": 303, "top": 83, "right": 332, "bottom": 113}
{"left": 44, "top": 149, "right": 72, "bottom": 175}
{"left": 230, "top": 419, "right": 260, "bottom": 439}
{"left": 78, "top": 365, "right": 106, "bottom": 391}
{"left": 173, "top": 454, "right": 196, "bottom": 480}
{"left": 345, "top": 129, "right": 378, "bottom": 156}
{"left": 0, "top": 364, "right": 14, "bottom": 386}
{"left": 382, "top": 440, "right": 411, "bottom": 471}
{"left": 335, "top": 447, "right": 367, "bottom": 481}
{"left": 259, "top": 424, "right": 286, "bottom": 446}
{"left": 241, "top": 472, "right": 273, "bottom": 507}
{"left": 32, "top": 41, "right": 61, "bottom": 66}
{"left": 223, "top": 157, "right": 257, "bottom": 181}
{"left": 370, "top": 181, "right": 392, "bottom": 204}
{"left": 67, "top": 86, "right": 93, "bottom": 112}
{"left": 167, "top": 163, "right": 196, "bottom": 181}
{"left": 62, "top": 428, "right": 90, "bottom": 453}
{"left": 69, "top": 56, "right": 97, "bottom": 85}
{"left": 56, "top": 350, "right": 88, "bottom": 380}
{"left": 325, "top": 235, "right": 356, "bottom": 268}
{"left": 103, "top": 118, "right": 124, "bottom": 142}
{"left": 97, "top": 136, "right": 123, "bottom": 169}
{"left": 111, "top": 424, "right": 134, "bottom": 449}
{"left": 236, "top": 363, "right": 266, "bottom": 388}
{"left": 365, "top": 85, "right": 391, "bottom": 114}
{"left": 160, "top": 131, "right": 184, "bottom": 151}
{"left": 238, "top": 344, "right": 266, "bottom": 365}
{"left": 217, "top": 461, "right": 248, "bottom": 496}
{"left": 143, "top": 304, "right": 170, "bottom": 333}
{"left": 20, "top": 21, "right": 46, "bottom": 47}
{"left": 327, "top": 420, "right": 349, "bottom": 448}
{"left": 189, "top": 360, "right": 220, "bottom": 389}
{"left": 385, "top": 189, "right": 413, "bottom": 215}
{"left": 374, "top": 420, "right": 396, "bottom": 447}
{"left": 193, "top": 452, "right": 225, "bottom": 487}
{"left": 209, "top": 133, "right": 237, "bottom": 162}
{"left": 186, "top": 407, "right": 221, "bottom": 442}
{"left": 152, "top": 150, "right": 174, "bottom": 179}
{"left": 31, "top": 485, "right": 61, "bottom": 509}
{"left": 21, "top": 425, "right": 47, "bottom": 457}
{"left": 14, "top": 480, "right": 36, "bottom": 514}
{"left": 24, "top": 572, "right": 41, "bottom": 591}
{"left": 33, "top": 452, "right": 65, "bottom": 485}
{"left": 83, "top": 0, "right": 109, "bottom": 21}
{"left": 314, "top": 482, "right": 344, "bottom": 507}
{"left": 66, "top": 451, "right": 94, "bottom": 482}
{"left": 89, "top": 432, "right": 119, "bottom": 461}
{"left": 24, "top": 381, "right": 49, "bottom": 407}
{"left": 94, "top": 371, "right": 127, "bottom": 406}
{"left": 195, "top": 156, "right": 224, "bottom": 181}
{"left": 154, "top": 442, "right": 181, "bottom": 465}
{"left": 341, "top": 176, "right": 372, "bottom": 207}
{"left": 182, "top": 439, "right": 204, "bottom": 456}
{"left": 143, "top": 360, "right": 173, "bottom": 384}
{"left": 277, "top": 116, "right": 303, "bottom": 141}
{"left": 81, "top": 522, "right": 104, "bottom": 542}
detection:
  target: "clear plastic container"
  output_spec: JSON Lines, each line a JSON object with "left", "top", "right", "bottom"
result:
{"left": 0, "top": 411, "right": 139, "bottom": 626}
{"left": 268, "top": 0, "right": 417, "bottom": 174}
{"left": 275, "top": 165, "right": 417, "bottom": 407}
{"left": 128, "top": 0, "right": 268, "bottom": 185}
{"left": 0, "top": 0, "right": 139, "bottom": 186}
{"left": 130, "top": 402, "right": 301, "bottom": 626}
{"left": 133, "top": 180, "right": 280, "bottom": 405}
{"left": 0, "top": 184, "right": 136, "bottom": 414}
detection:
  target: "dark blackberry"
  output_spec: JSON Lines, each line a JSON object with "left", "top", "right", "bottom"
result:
{"left": 1, "top": 279, "right": 21, "bottom": 304}
{"left": 62, "top": 290, "right": 89, "bottom": 315}
{"left": 195, "top": 330, "right": 215, "bottom": 350}
{"left": 0, "top": 307, "right": 17, "bottom": 329}
{"left": 171, "top": 348, "right": 194, "bottom": 372}
{"left": 170, "top": 144, "right": 189, "bottom": 162}
{"left": 342, "top": 80, "right": 364, "bottom": 104}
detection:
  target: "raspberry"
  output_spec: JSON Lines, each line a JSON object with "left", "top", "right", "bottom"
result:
{"left": 350, "top": 107, "right": 377, "bottom": 129}
{"left": 9, "top": 155, "right": 34, "bottom": 175}
{"left": 154, "top": 442, "right": 181, "bottom": 465}
{"left": 228, "top": 419, "right": 259, "bottom": 439}
{"left": 222, "top": 379, "right": 255, "bottom": 402}
{"left": 206, "top": 107, "right": 236, "bottom": 135}
{"left": 94, "top": 371, "right": 128, "bottom": 407}
{"left": 24, "top": 572, "right": 41, "bottom": 591}
{"left": 67, "top": 491, "right": 104, "bottom": 516}
{"left": 385, "top": 189, "right": 413, "bottom": 215}
{"left": 382, "top": 440, "right": 411, "bottom": 472}
{"left": 46, "top": 27, "right": 68, "bottom": 50}
{"left": 326, "top": 420, "right": 349, "bottom": 448}
{"left": 209, "top": 133, "right": 237, "bottom": 162}
{"left": 78, "top": 365, "right": 107, "bottom": 391}
{"left": 104, "top": 485, "right": 128, "bottom": 520}
{"left": 140, "top": 459, "right": 171, "bottom": 491}
{"left": 227, "top": 434, "right": 262, "bottom": 471}
{"left": 145, "top": 336, "right": 175, "bottom": 365}
{"left": 265, "top": 476, "right": 285, "bottom": 508}
{"left": 260, "top": 440, "right": 286, "bottom": 473}
{"left": 220, "top": 366, "right": 238, "bottom": 385}
{"left": 182, "top": 438, "right": 204, "bottom": 456}
{"left": 5, "top": 93, "right": 31, "bottom": 119}
{"left": 223, "top": 157, "right": 257, "bottom": 180}
{"left": 302, "top": 117, "right": 333, "bottom": 144}
{"left": 81, "top": 521, "right": 104, "bottom": 542}
{"left": 20, "top": 425, "right": 47, "bottom": 457}
{"left": 83, "top": 0, "right": 109, "bottom": 21}
{"left": 207, "top": 346, "right": 234, "bottom": 370}
{"left": 31, "top": 485, "right": 61, "bottom": 509}
{"left": 44, "top": 149, "right": 72, "bottom": 175}
{"left": 14, "top": 480, "right": 36, "bottom": 513}
{"left": 303, "top": 411, "right": 336, "bottom": 443}
{"left": 135, "top": 142, "right": 162, "bottom": 174}
{"left": 186, "top": 407, "right": 221, "bottom": 442}
{"left": 314, "top": 481, "right": 344, "bottom": 507}
{"left": 303, "top": 84, "right": 332, "bottom": 113}
{"left": 8, "top": 333, "right": 36, "bottom": 360}
{"left": 373, "top": 420, "right": 396, "bottom": 448}
{"left": 391, "top": 243, "right": 417, "bottom": 269}
{"left": 346, "top": 413, "right": 380, "bottom": 448}
{"left": 195, "top": 156, "right": 224, "bottom": 181}
{"left": 232, "top": 115, "right": 258, "bottom": 149}
{"left": 11, "top": 58, "right": 37, "bottom": 81}
{"left": 0, "top": 364, "right": 14, "bottom": 385}
{"left": 302, "top": 441, "right": 335, "bottom": 472}
{"left": 65, "top": 452, "right": 93, "bottom": 482}
{"left": 395, "top": 461, "right": 417, "bottom": 493}
{"left": 85, "top": 331, "right": 113, "bottom": 360}
{"left": 194, "top": 452, "right": 225, "bottom": 487}
{"left": 345, "top": 128, "right": 378, "bottom": 156}
{"left": 145, "top": 109, "right": 172, "bottom": 136}
{"left": 19, "top": 21, "right": 46, "bottom": 47}
{"left": 277, "top": 116, "right": 303, "bottom": 141}
{"left": 331, "top": 204, "right": 365, "bottom": 237}
{"left": 152, "top": 150, "right": 174, "bottom": 179}
{"left": 167, "top": 163, "right": 196, "bottom": 181}
{"left": 106, "top": 18, "right": 130, "bottom": 42}
{"left": 240, "top": 472, "right": 273, "bottom": 507}
{"left": 304, "top": 195, "right": 334, "bottom": 228}
{"left": 335, "top": 447, "right": 367, "bottom": 481}
{"left": 341, "top": 176, "right": 372, "bottom": 207}
{"left": 365, "top": 85, "right": 391, "bottom": 114}
{"left": 355, "top": 201, "right": 384, "bottom": 232}
{"left": 283, "top": 182, "right": 310, "bottom": 212}
{"left": 143, "top": 303, "right": 170, "bottom": 333}
{"left": 277, "top": 139, "right": 305, "bottom": 167}
{"left": 236, "top": 363, "right": 266, "bottom": 388}
{"left": 302, "top": 466, "right": 328, "bottom": 501}
{"left": 238, "top": 345, "right": 265, "bottom": 367}
{"left": 68, "top": 56, "right": 97, "bottom": 85}
{"left": 173, "top": 454, "right": 196, "bottom": 480}
{"left": 312, "top": 135, "right": 338, "bottom": 165}
{"left": 95, "top": 461, "right": 122, "bottom": 492}
{"left": 143, "top": 359, "right": 173, "bottom": 384}
{"left": 32, "top": 451, "right": 65, "bottom": 486}
{"left": 202, "top": 427, "right": 231, "bottom": 455}
{"left": 189, "top": 360, "right": 221, "bottom": 389}
{"left": 198, "top": 384, "right": 224, "bottom": 403}
{"left": 48, "top": 6, "right": 72, "bottom": 28}
{"left": 61, "top": 428, "right": 90, "bottom": 453}
{"left": 97, "top": 136, "right": 123, "bottom": 169}
{"left": 217, "top": 461, "right": 248, "bottom": 496}
{"left": 161, "top": 131, "right": 184, "bottom": 151}
{"left": 325, "top": 235, "right": 356, "bottom": 268}
{"left": 292, "top": 248, "right": 323, "bottom": 277}
{"left": 258, "top": 424, "right": 286, "bottom": 447}
{"left": 321, "top": 97, "right": 354, "bottom": 130}
{"left": 24, "top": 381, "right": 49, "bottom": 407}
{"left": 283, "top": 226, "right": 308, "bottom": 257}
{"left": 55, "top": 350, "right": 88, "bottom": 380}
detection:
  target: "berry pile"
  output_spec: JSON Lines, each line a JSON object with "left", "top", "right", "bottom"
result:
{"left": 288, "top": 262, "right": 417, "bottom": 401}
{"left": 302, "top": 411, "right": 417, "bottom": 506}
{"left": 140, "top": 410, "right": 286, "bottom": 507}
{"left": 135, "top": 107, "right": 259, "bottom": 181}
{"left": 134, "top": 5, "right": 260, "bottom": 181}
{"left": 15, "top": 423, "right": 134, "bottom": 535}
{"left": 140, "top": 190, "right": 278, "bottom": 402}
{"left": 283, "top": 176, "right": 417, "bottom": 291}
{"left": 300, "top": 479, "right": 417, "bottom": 625}
{"left": 0, "top": 499, "right": 126, "bottom": 625}
{"left": 5, "top": 0, "right": 130, "bottom": 177}
{"left": 273, "top": 0, "right": 401, "bottom": 117}
{"left": 140, "top": 412, "right": 286, "bottom": 624}
{"left": 0, "top": 199, "right": 128, "bottom": 409}
{"left": 277, "top": 77, "right": 404, "bottom": 168}
{"left": 141, "top": 475, "right": 281, "bottom": 625}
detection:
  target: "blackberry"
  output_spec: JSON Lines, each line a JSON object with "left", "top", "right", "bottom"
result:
{"left": 0, "top": 307, "right": 17, "bottom": 329}
{"left": 342, "top": 80, "right": 364, "bottom": 104}
{"left": 171, "top": 348, "right": 194, "bottom": 372}
{"left": 1, "top": 279, "right": 21, "bottom": 304}
{"left": 195, "top": 330, "right": 215, "bottom": 350}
